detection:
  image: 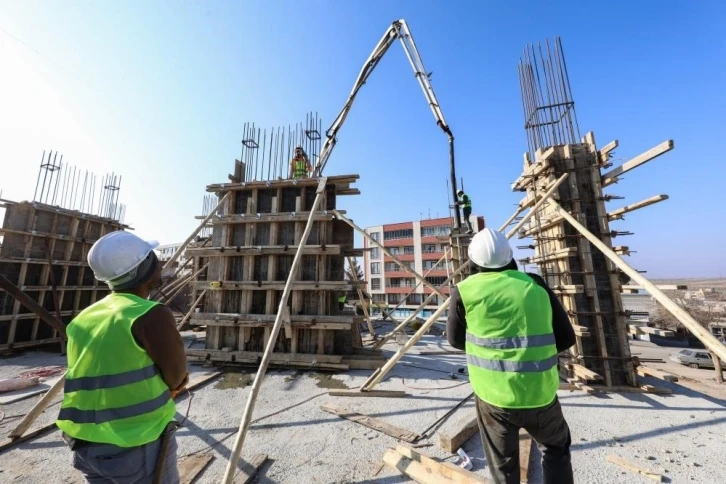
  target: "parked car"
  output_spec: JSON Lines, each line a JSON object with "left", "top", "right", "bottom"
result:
{"left": 669, "top": 349, "right": 723, "bottom": 369}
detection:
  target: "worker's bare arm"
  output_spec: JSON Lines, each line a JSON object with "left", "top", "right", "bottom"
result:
{"left": 446, "top": 287, "right": 467, "bottom": 350}
{"left": 132, "top": 304, "right": 188, "bottom": 390}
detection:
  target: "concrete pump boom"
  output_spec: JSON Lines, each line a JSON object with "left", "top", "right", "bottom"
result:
{"left": 313, "top": 19, "right": 462, "bottom": 229}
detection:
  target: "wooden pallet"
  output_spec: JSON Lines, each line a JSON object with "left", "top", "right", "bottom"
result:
{"left": 188, "top": 173, "right": 380, "bottom": 362}
{"left": 0, "top": 200, "right": 127, "bottom": 351}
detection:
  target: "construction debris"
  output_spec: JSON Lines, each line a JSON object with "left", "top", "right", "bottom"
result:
{"left": 606, "top": 454, "right": 665, "bottom": 482}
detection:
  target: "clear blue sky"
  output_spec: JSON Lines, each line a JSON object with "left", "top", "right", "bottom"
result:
{"left": 1, "top": 1, "right": 724, "bottom": 278}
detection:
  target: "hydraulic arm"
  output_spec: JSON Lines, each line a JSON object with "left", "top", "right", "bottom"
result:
{"left": 313, "top": 19, "right": 462, "bottom": 228}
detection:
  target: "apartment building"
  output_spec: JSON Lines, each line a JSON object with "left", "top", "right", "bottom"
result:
{"left": 363, "top": 215, "right": 484, "bottom": 320}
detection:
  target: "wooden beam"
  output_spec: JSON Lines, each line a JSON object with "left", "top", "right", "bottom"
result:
{"left": 212, "top": 212, "right": 341, "bottom": 224}
{"left": 233, "top": 453, "right": 268, "bottom": 484}
{"left": 519, "top": 429, "right": 534, "bottom": 483}
{"left": 601, "top": 140, "right": 674, "bottom": 186}
{"left": 192, "top": 280, "right": 358, "bottom": 291}
{"left": 636, "top": 366, "right": 678, "bottom": 382}
{"left": 622, "top": 284, "right": 687, "bottom": 291}
{"left": 628, "top": 325, "right": 675, "bottom": 337}
{"left": 321, "top": 404, "right": 421, "bottom": 443}
{"left": 438, "top": 415, "right": 478, "bottom": 453}
{"left": 598, "top": 139, "right": 619, "bottom": 164}
{"left": 394, "top": 445, "right": 488, "bottom": 484}
{"left": 607, "top": 195, "right": 668, "bottom": 221}
{"left": 186, "top": 245, "right": 342, "bottom": 257}
{"left": 0, "top": 273, "right": 67, "bottom": 338}
{"left": 327, "top": 389, "right": 407, "bottom": 398}
{"left": 179, "top": 454, "right": 214, "bottom": 484}
{"left": 570, "top": 364, "right": 604, "bottom": 381}
{"left": 606, "top": 455, "right": 664, "bottom": 482}
{"left": 206, "top": 174, "right": 359, "bottom": 192}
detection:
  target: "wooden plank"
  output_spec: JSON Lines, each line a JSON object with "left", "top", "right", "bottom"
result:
{"left": 601, "top": 385, "right": 672, "bottom": 395}
{"left": 186, "top": 245, "right": 342, "bottom": 257}
{"left": 192, "top": 280, "right": 358, "bottom": 291}
{"left": 627, "top": 325, "right": 675, "bottom": 337}
{"left": 606, "top": 454, "right": 664, "bottom": 482}
{"left": 327, "top": 389, "right": 407, "bottom": 398}
{"left": 179, "top": 454, "right": 214, "bottom": 484}
{"left": 340, "top": 358, "right": 386, "bottom": 370}
{"left": 383, "top": 448, "right": 453, "bottom": 484}
{"left": 193, "top": 319, "right": 353, "bottom": 331}
{"left": 0, "top": 273, "right": 67, "bottom": 337}
{"left": 206, "top": 174, "right": 359, "bottom": 192}
{"left": 570, "top": 364, "right": 603, "bottom": 381}
{"left": 607, "top": 195, "right": 668, "bottom": 221}
{"left": 602, "top": 140, "right": 674, "bottom": 186}
{"left": 321, "top": 403, "right": 421, "bottom": 443}
{"left": 191, "top": 312, "right": 360, "bottom": 324}
{"left": 438, "top": 415, "right": 478, "bottom": 453}
{"left": 186, "top": 371, "right": 223, "bottom": 392}
{"left": 395, "top": 445, "right": 488, "bottom": 484}
{"left": 622, "top": 284, "right": 687, "bottom": 291}
{"left": 636, "top": 366, "right": 678, "bottom": 382}
{"left": 212, "top": 212, "right": 342, "bottom": 224}
{"left": 519, "top": 429, "right": 534, "bottom": 483}
{"left": 232, "top": 453, "right": 268, "bottom": 484}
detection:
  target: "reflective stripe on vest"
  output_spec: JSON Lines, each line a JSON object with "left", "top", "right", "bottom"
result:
{"left": 458, "top": 270, "right": 559, "bottom": 409}
{"left": 293, "top": 158, "right": 308, "bottom": 177}
{"left": 460, "top": 194, "right": 471, "bottom": 208}
{"left": 56, "top": 293, "right": 176, "bottom": 448}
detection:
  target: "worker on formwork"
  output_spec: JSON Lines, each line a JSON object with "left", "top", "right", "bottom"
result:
{"left": 56, "top": 231, "right": 188, "bottom": 483}
{"left": 446, "top": 229, "right": 576, "bottom": 484}
{"left": 455, "top": 189, "right": 474, "bottom": 233}
{"left": 289, "top": 145, "right": 312, "bottom": 179}
{"left": 338, "top": 291, "right": 347, "bottom": 311}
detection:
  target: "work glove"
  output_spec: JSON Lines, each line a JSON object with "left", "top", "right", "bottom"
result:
{"left": 170, "top": 372, "right": 189, "bottom": 399}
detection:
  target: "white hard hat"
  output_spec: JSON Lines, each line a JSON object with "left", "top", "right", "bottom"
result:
{"left": 88, "top": 231, "right": 159, "bottom": 282}
{"left": 468, "top": 228, "right": 513, "bottom": 269}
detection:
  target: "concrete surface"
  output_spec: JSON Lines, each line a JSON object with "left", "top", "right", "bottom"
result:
{"left": 1, "top": 335, "right": 726, "bottom": 483}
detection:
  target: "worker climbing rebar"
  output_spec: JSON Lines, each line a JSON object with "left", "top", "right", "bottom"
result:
{"left": 289, "top": 145, "right": 312, "bottom": 179}
{"left": 456, "top": 189, "right": 474, "bottom": 233}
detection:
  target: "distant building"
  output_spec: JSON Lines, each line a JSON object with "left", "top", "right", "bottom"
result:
{"left": 156, "top": 242, "right": 188, "bottom": 275}
{"left": 363, "top": 215, "right": 485, "bottom": 320}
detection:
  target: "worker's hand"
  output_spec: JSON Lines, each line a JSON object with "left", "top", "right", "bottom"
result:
{"left": 170, "top": 372, "right": 189, "bottom": 399}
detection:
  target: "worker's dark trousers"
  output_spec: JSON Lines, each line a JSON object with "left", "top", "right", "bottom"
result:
{"left": 475, "top": 395, "right": 573, "bottom": 484}
{"left": 463, "top": 207, "right": 473, "bottom": 232}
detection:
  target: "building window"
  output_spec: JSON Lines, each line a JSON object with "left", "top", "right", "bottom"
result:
{"left": 403, "top": 246, "right": 415, "bottom": 255}
{"left": 426, "top": 276, "right": 447, "bottom": 286}
{"left": 406, "top": 294, "right": 422, "bottom": 305}
{"left": 421, "top": 225, "right": 450, "bottom": 237}
{"left": 370, "top": 247, "right": 380, "bottom": 259}
{"left": 371, "top": 278, "right": 381, "bottom": 290}
{"left": 372, "top": 293, "right": 385, "bottom": 302}
{"left": 389, "top": 247, "right": 401, "bottom": 255}
{"left": 388, "top": 293, "right": 403, "bottom": 304}
{"left": 384, "top": 229, "right": 413, "bottom": 240}
{"left": 423, "top": 244, "right": 437, "bottom": 253}
{"left": 371, "top": 262, "right": 381, "bottom": 275}
{"left": 370, "top": 231, "right": 380, "bottom": 242}
{"left": 423, "top": 260, "right": 441, "bottom": 270}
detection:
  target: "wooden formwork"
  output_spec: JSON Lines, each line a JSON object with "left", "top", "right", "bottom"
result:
{"left": 184, "top": 174, "right": 384, "bottom": 370}
{"left": 0, "top": 200, "right": 127, "bottom": 351}
{"left": 512, "top": 132, "right": 639, "bottom": 387}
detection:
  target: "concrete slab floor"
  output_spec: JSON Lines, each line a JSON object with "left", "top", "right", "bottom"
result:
{"left": 1, "top": 336, "right": 725, "bottom": 483}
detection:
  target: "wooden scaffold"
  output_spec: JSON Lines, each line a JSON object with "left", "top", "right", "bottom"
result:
{"left": 183, "top": 172, "right": 388, "bottom": 370}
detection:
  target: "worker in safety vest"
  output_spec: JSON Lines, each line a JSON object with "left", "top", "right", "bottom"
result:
{"left": 338, "top": 292, "right": 347, "bottom": 311}
{"left": 455, "top": 189, "right": 474, "bottom": 234}
{"left": 446, "top": 229, "right": 575, "bottom": 484}
{"left": 289, "top": 145, "right": 312, "bottom": 179}
{"left": 56, "top": 231, "right": 188, "bottom": 483}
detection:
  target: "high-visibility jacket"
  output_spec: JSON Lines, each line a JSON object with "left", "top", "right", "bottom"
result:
{"left": 457, "top": 270, "right": 558, "bottom": 409}
{"left": 292, "top": 156, "right": 309, "bottom": 178}
{"left": 459, "top": 193, "right": 472, "bottom": 209}
{"left": 338, "top": 294, "right": 347, "bottom": 303}
{"left": 56, "top": 293, "right": 176, "bottom": 447}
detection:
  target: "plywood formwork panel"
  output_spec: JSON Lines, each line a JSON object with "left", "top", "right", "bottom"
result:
{"left": 0, "top": 200, "right": 127, "bottom": 351}
{"left": 516, "top": 140, "right": 634, "bottom": 386}
{"left": 191, "top": 174, "right": 371, "bottom": 362}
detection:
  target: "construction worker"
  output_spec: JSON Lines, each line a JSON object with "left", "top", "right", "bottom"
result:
{"left": 289, "top": 145, "right": 312, "bottom": 179}
{"left": 455, "top": 189, "right": 474, "bottom": 233}
{"left": 56, "top": 231, "right": 188, "bottom": 483}
{"left": 338, "top": 291, "right": 347, "bottom": 311}
{"left": 446, "top": 228, "right": 576, "bottom": 484}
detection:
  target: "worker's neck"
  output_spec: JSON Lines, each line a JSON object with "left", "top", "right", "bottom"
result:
{"left": 113, "top": 288, "right": 150, "bottom": 300}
